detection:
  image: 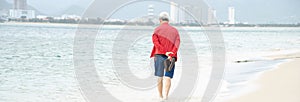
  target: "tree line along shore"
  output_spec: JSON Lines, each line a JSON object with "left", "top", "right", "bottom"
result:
{"left": 1, "top": 18, "right": 300, "bottom": 27}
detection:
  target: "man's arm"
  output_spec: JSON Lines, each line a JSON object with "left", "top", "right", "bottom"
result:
{"left": 152, "top": 33, "right": 166, "bottom": 53}
{"left": 171, "top": 32, "right": 180, "bottom": 57}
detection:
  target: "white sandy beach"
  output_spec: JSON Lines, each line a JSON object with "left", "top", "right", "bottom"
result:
{"left": 227, "top": 52, "right": 300, "bottom": 102}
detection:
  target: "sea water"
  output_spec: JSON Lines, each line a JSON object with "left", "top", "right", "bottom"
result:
{"left": 0, "top": 23, "right": 300, "bottom": 102}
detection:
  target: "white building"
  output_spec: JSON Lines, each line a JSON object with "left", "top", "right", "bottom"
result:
{"left": 148, "top": 5, "right": 154, "bottom": 17}
{"left": 228, "top": 7, "right": 235, "bottom": 24}
{"left": 148, "top": 5, "right": 154, "bottom": 21}
{"left": 36, "top": 15, "right": 48, "bottom": 19}
{"left": 170, "top": 2, "right": 186, "bottom": 24}
{"left": 61, "top": 14, "right": 81, "bottom": 20}
{"left": 9, "top": 9, "right": 35, "bottom": 19}
{"left": 9, "top": 0, "right": 35, "bottom": 19}
{"left": 105, "top": 18, "right": 125, "bottom": 23}
{"left": 178, "top": 6, "right": 186, "bottom": 24}
{"left": 170, "top": 2, "right": 178, "bottom": 23}
{"left": 207, "top": 8, "right": 217, "bottom": 24}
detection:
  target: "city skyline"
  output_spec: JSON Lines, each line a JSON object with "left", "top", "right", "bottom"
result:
{"left": 1, "top": 0, "right": 300, "bottom": 24}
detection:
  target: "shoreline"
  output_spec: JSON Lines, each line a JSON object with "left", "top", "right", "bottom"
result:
{"left": 1, "top": 22, "right": 300, "bottom": 28}
{"left": 227, "top": 52, "right": 300, "bottom": 102}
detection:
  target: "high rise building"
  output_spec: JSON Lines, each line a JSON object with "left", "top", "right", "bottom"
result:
{"left": 207, "top": 8, "right": 217, "bottom": 24}
{"left": 170, "top": 2, "right": 178, "bottom": 23}
{"left": 228, "top": 7, "right": 235, "bottom": 24}
{"left": 14, "top": 0, "right": 27, "bottom": 10}
{"left": 170, "top": 2, "right": 186, "bottom": 24}
{"left": 9, "top": 0, "right": 35, "bottom": 19}
{"left": 148, "top": 5, "right": 154, "bottom": 20}
{"left": 178, "top": 6, "right": 186, "bottom": 24}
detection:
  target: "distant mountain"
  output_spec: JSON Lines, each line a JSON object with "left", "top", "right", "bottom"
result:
{"left": 1, "top": 0, "right": 85, "bottom": 16}
{"left": 0, "top": 0, "right": 11, "bottom": 10}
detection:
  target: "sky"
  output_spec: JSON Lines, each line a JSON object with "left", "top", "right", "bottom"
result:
{"left": 206, "top": 0, "right": 300, "bottom": 24}
{"left": 4, "top": 0, "right": 300, "bottom": 24}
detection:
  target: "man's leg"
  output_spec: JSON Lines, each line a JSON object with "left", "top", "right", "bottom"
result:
{"left": 164, "top": 77, "right": 171, "bottom": 100}
{"left": 157, "top": 77, "right": 163, "bottom": 99}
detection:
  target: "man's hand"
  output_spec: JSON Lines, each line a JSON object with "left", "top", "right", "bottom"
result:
{"left": 168, "top": 56, "right": 172, "bottom": 60}
{"left": 165, "top": 52, "right": 174, "bottom": 57}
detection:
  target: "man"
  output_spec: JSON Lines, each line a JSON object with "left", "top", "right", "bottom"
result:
{"left": 150, "top": 12, "right": 180, "bottom": 100}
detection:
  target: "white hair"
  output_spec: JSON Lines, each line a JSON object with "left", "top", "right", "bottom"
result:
{"left": 159, "top": 12, "right": 170, "bottom": 21}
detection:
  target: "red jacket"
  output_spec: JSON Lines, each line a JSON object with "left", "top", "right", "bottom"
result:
{"left": 150, "top": 23, "right": 180, "bottom": 58}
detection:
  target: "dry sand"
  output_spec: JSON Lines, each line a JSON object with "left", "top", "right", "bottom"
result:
{"left": 228, "top": 52, "right": 300, "bottom": 102}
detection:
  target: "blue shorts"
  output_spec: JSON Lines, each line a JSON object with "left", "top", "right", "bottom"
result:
{"left": 154, "top": 54, "right": 175, "bottom": 78}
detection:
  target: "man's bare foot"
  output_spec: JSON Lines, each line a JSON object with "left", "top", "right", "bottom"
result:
{"left": 159, "top": 97, "right": 164, "bottom": 101}
{"left": 163, "top": 97, "right": 168, "bottom": 100}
